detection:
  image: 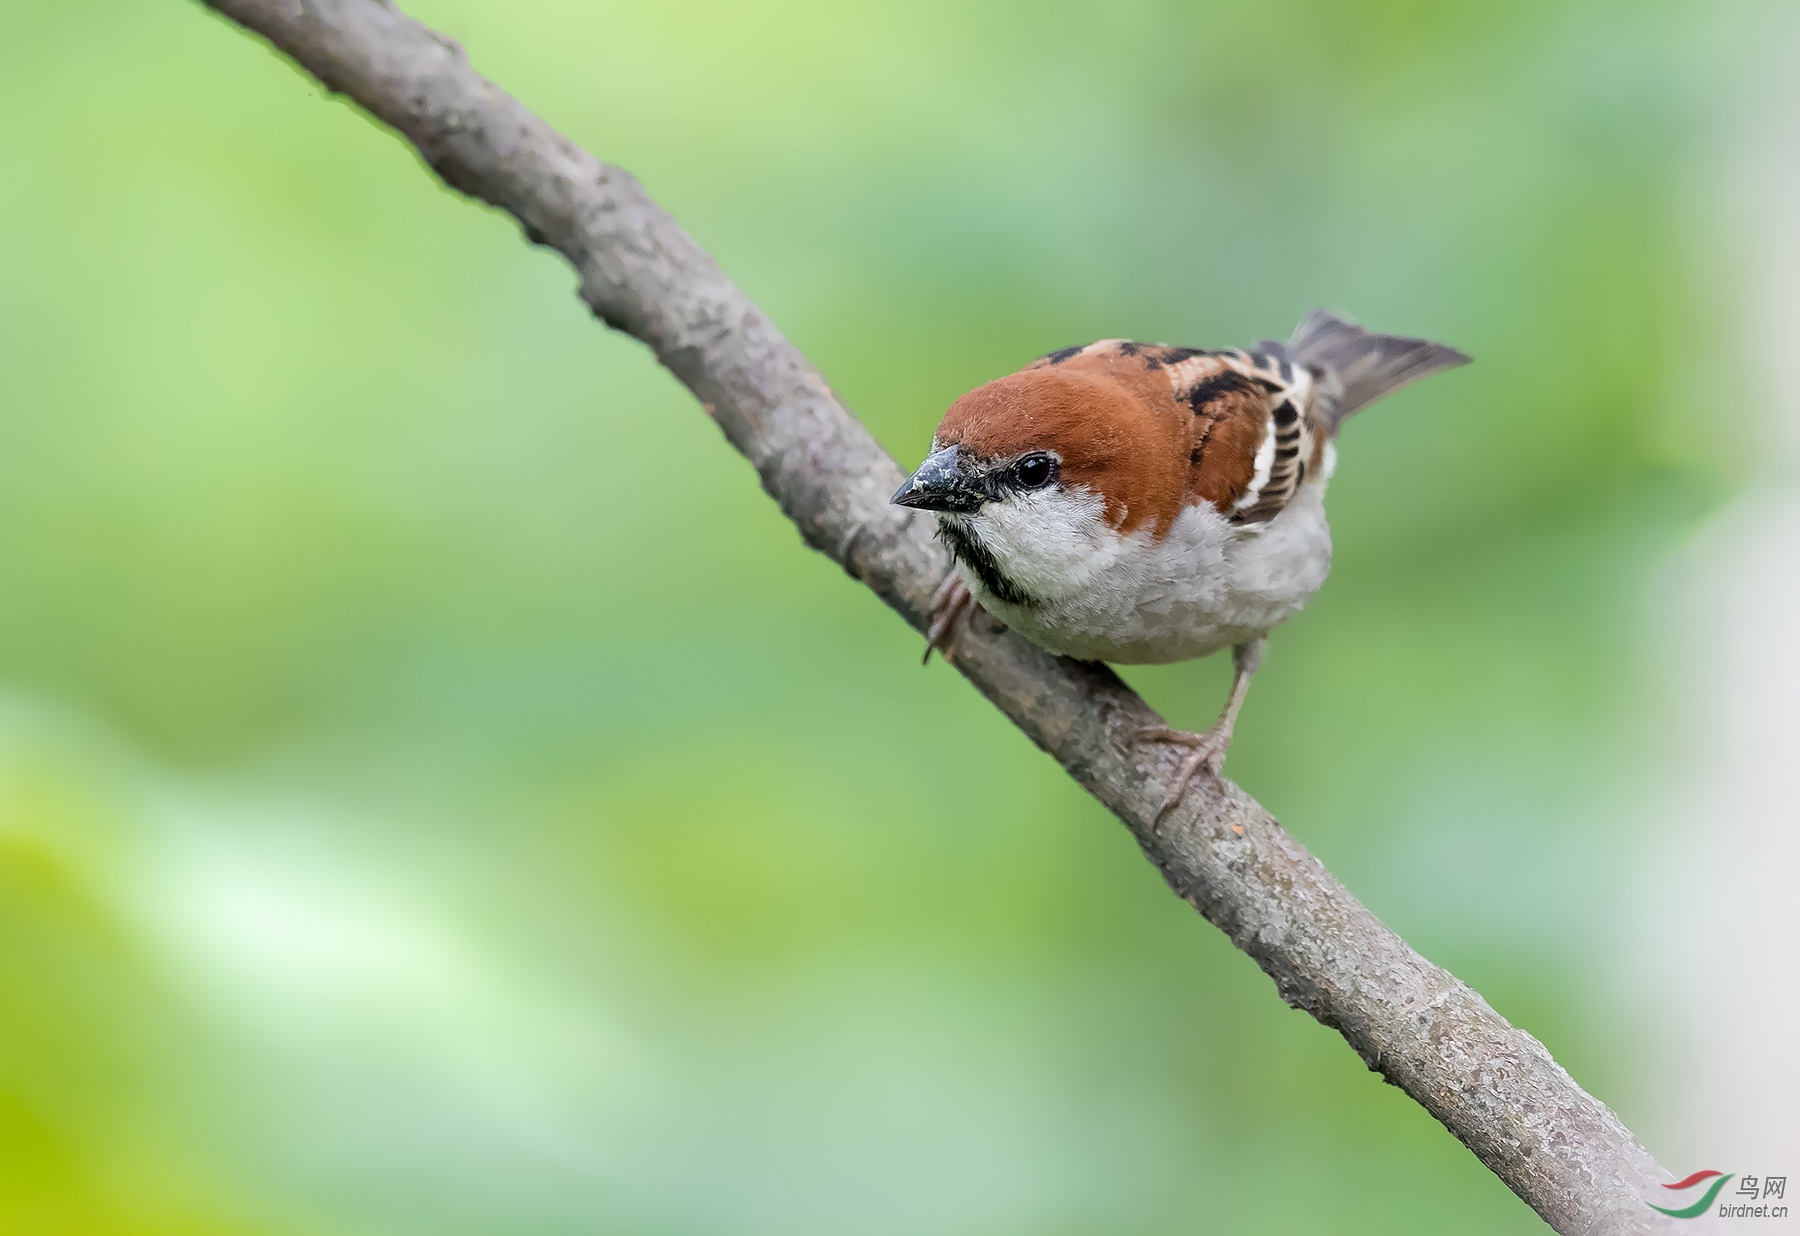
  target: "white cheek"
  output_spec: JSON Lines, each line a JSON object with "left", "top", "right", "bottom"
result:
{"left": 964, "top": 487, "right": 1115, "bottom": 598}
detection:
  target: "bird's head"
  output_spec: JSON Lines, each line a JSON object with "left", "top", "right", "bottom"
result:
{"left": 891, "top": 362, "right": 1190, "bottom": 605}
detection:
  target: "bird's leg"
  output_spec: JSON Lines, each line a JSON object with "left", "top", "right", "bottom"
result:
{"left": 1137, "top": 638, "right": 1265, "bottom": 819}
{"left": 923, "top": 570, "right": 974, "bottom": 664}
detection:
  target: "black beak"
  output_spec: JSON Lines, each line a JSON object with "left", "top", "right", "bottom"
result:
{"left": 891, "top": 445, "right": 986, "bottom": 513}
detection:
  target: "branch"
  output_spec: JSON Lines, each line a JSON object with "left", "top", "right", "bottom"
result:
{"left": 192, "top": 3, "right": 1686, "bottom": 1231}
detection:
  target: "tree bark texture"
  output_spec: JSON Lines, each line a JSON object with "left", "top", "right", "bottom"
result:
{"left": 190, "top": 2, "right": 1701, "bottom": 1231}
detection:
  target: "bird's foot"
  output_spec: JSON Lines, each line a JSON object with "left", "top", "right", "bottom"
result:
{"left": 1135, "top": 724, "right": 1231, "bottom": 821}
{"left": 923, "top": 572, "right": 974, "bottom": 663}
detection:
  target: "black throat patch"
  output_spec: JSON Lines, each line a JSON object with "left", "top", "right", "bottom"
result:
{"left": 935, "top": 520, "right": 1038, "bottom": 608}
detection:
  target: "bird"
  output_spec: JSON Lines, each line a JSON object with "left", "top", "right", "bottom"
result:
{"left": 891, "top": 310, "right": 1469, "bottom": 817}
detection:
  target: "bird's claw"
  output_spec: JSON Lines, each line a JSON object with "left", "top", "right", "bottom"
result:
{"left": 923, "top": 572, "right": 974, "bottom": 664}
{"left": 1136, "top": 726, "right": 1230, "bottom": 821}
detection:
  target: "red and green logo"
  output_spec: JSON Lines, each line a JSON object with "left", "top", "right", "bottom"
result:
{"left": 1651, "top": 1170, "right": 1733, "bottom": 1218}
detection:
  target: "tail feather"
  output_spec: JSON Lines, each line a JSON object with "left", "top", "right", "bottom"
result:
{"left": 1259, "top": 310, "right": 1469, "bottom": 432}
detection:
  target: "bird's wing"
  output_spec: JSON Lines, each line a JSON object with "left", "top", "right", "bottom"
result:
{"left": 1159, "top": 346, "right": 1322, "bottom": 526}
{"left": 1025, "top": 339, "right": 1325, "bottom": 527}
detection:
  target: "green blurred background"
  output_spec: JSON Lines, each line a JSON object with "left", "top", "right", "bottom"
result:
{"left": 0, "top": 1, "right": 1787, "bottom": 1232}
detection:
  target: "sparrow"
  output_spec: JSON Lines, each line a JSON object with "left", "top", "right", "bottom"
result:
{"left": 892, "top": 310, "right": 1469, "bottom": 815}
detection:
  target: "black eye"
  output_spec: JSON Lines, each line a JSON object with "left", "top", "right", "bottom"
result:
{"left": 1015, "top": 453, "right": 1056, "bottom": 489}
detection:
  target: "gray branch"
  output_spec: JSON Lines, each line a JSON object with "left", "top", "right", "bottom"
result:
{"left": 191, "top": 2, "right": 1695, "bottom": 1230}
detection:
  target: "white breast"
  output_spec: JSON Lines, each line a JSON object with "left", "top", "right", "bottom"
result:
{"left": 947, "top": 481, "right": 1334, "bottom": 665}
